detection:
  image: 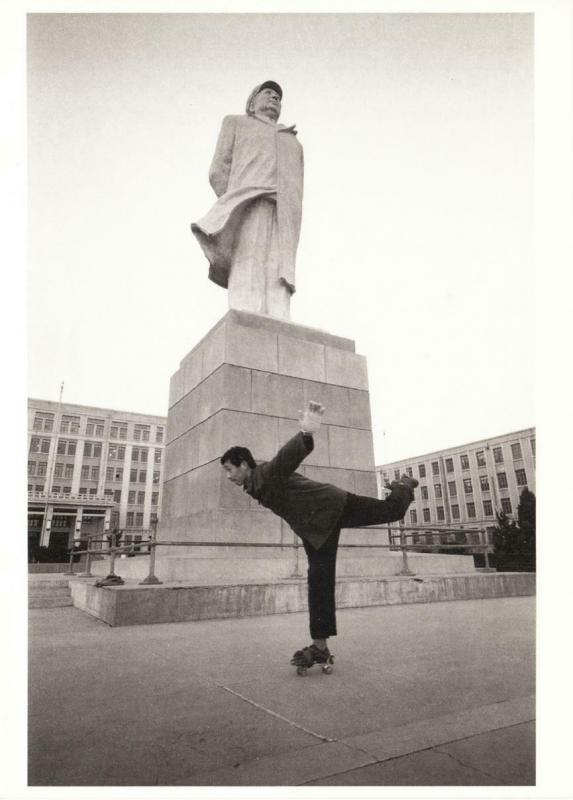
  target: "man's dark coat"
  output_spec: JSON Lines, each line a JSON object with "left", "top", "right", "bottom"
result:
{"left": 244, "top": 432, "right": 348, "bottom": 550}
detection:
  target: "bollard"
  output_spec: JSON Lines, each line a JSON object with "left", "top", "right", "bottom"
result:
{"left": 139, "top": 520, "right": 163, "bottom": 585}
{"left": 396, "top": 527, "right": 415, "bottom": 576}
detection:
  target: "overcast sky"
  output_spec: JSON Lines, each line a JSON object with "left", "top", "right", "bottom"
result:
{"left": 27, "top": 12, "right": 535, "bottom": 463}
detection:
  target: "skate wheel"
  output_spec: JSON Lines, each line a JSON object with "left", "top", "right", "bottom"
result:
{"left": 296, "top": 666, "right": 307, "bottom": 676}
{"left": 321, "top": 664, "right": 333, "bottom": 674}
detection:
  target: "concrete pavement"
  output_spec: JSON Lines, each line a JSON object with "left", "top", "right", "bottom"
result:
{"left": 28, "top": 595, "right": 535, "bottom": 786}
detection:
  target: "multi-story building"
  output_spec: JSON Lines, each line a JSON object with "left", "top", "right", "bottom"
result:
{"left": 376, "top": 428, "right": 536, "bottom": 539}
{"left": 27, "top": 398, "right": 167, "bottom": 559}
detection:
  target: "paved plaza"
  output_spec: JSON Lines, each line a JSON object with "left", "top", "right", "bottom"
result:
{"left": 28, "top": 595, "right": 535, "bottom": 787}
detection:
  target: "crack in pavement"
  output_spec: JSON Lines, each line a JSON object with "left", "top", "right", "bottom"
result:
{"left": 213, "top": 681, "right": 336, "bottom": 743}
{"left": 433, "top": 745, "right": 508, "bottom": 785}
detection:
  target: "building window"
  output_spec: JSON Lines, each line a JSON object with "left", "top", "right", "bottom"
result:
{"left": 57, "top": 439, "right": 76, "bottom": 455}
{"left": 501, "top": 498, "right": 512, "bottom": 514}
{"left": 28, "top": 461, "right": 36, "bottom": 475}
{"left": 126, "top": 512, "right": 134, "bottom": 527}
{"left": 86, "top": 418, "right": 105, "bottom": 437}
{"left": 460, "top": 454, "right": 469, "bottom": 470}
{"left": 79, "top": 487, "right": 87, "bottom": 496}
{"left": 451, "top": 504, "right": 460, "bottom": 520}
{"left": 81, "top": 465, "right": 90, "bottom": 480}
{"left": 448, "top": 481, "right": 457, "bottom": 497}
{"left": 418, "top": 464, "right": 426, "bottom": 478}
{"left": 476, "top": 450, "right": 486, "bottom": 467}
{"left": 35, "top": 484, "right": 45, "bottom": 493}
{"left": 152, "top": 491, "right": 159, "bottom": 506}
{"left": 113, "top": 489, "right": 122, "bottom": 503}
{"left": 154, "top": 449, "right": 162, "bottom": 464}
{"left": 493, "top": 446, "right": 504, "bottom": 464}
{"left": 52, "top": 485, "right": 61, "bottom": 494}
{"left": 156, "top": 427, "right": 164, "bottom": 443}
{"left": 130, "top": 468, "right": 138, "bottom": 482}
{"left": 84, "top": 441, "right": 102, "bottom": 458}
{"left": 444, "top": 457, "right": 454, "bottom": 473}
{"left": 89, "top": 488, "right": 97, "bottom": 496}
{"left": 137, "top": 491, "right": 145, "bottom": 504}
{"left": 29, "top": 437, "right": 40, "bottom": 453}
{"left": 421, "top": 486, "right": 428, "bottom": 500}
{"left": 515, "top": 468, "right": 527, "bottom": 486}
{"left": 153, "top": 471, "right": 160, "bottom": 484}
{"left": 423, "top": 508, "right": 431, "bottom": 523}
{"left": 497, "top": 472, "right": 508, "bottom": 489}
{"left": 136, "top": 512, "right": 144, "bottom": 527}
{"left": 463, "top": 478, "right": 473, "bottom": 495}
{"left": 111, "top": 421, "right": 128, "bottom": 440}
{"left": 405, "top": 466, "right": 413, "bottom": 477}
{"left": 479, "top": 475, "right": 490, "bottom": 491}
{"left": 65, "top": 464, "right": 74, "bottom": 479}
{"left": 140, "top": 449, "right": 148, "bottom": 464}
{"left": 139, "top": 470, "right": 147, "bottom": 483}
{"left": 434, "top": 483, "right": 442, "bottom": 498}
{"left": 113, "top": 467, "right": 123, "bottom": 481}
{"left": 466, "top": 502, "right": 476, "bottom": 518}
{"left": 54, "top": 462, "right": 64, "bottom": 478}
{"left": 108, "top": 444, "right": 126, "bottom": 460}
{"left": 134, "top": 425, "right": 150, "bottom": 442}
{"left": 91, "top": 466, "right": 99, "bottom": 481}
{"left": 128, "top": 490, "right": 136, "bottom": 504}
{"left": 437, "top": 506, "right": 445, "bottom": 521}
{"left": 132, "top": 448, "right": 140, "bottom": 463}
{"left": 62, "top": 486, "right": 71, "bottom": 495}
{"left": 530, "top": 437, "right": 536, "bottom": 456}
{"left": 431, "top": 461, "right": 439, "bottom": 476}
{"left": 60, "top": 414, "right": 80, "bottom": 434}
{"left": 483, "top": 499, "right": 493, "bottom": 516}
{"left": 106, "top": 466, "right": 113, "bottom": 481}
{"left": 511, "top": 442, "right": 523, "bottom": 460}
{"left": 33, "top": 412, "right": 54, "bottom": 432}
{"left": 37, "top": 462, "right": 47, "bottom": 477}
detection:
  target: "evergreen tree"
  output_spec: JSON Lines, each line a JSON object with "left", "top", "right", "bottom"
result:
{"left": 517, "top": 488, "right": 536, "bottom": 571}
{"left": 492, "top": 511, "right": 518, "bottom": 571}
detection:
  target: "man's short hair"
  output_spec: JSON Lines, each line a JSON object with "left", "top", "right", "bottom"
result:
{"left": 220, "top": 446, "right": 256, "bottom": 469}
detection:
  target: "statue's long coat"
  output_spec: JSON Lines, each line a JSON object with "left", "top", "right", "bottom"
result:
{"left": 191, "top": 114, "right": 303, "bottom": 292}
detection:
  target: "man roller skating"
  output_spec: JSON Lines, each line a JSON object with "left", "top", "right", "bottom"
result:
{"left": 220, "top": 401, "right": 418, "bottom": 675}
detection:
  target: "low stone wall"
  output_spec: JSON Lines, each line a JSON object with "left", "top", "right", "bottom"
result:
{"left": 70, "top": 572, "right": 535, "bottom": 627}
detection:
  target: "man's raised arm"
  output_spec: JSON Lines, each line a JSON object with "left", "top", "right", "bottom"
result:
{"left": 260, "top": 402, "right": 325, "bottom": 482}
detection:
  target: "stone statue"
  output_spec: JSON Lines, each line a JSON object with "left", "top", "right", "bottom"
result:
{"left": 191, "top": 81, "right": 303, "bottom": 320}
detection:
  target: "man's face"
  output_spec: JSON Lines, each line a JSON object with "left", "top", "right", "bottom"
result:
{"left": 251, "top": 87, "right": 281, "bottom": 121}
{"left": 222, "top": 460, "right": 251, "bottom": 487}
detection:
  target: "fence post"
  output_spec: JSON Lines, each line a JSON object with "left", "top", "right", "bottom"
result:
{"left": 480, "top": 528, "right": 495, "bottom": 571}
{"left": 396, "top": 526, "right": 415, "bottom": 576}
{"left": 95, "top": 529, "right": 125, "bottom": 587}
{"left": 83, "top": 535, "right": 94, "bottom": 578}
{"left": 139, "top": 518, "right": 162, "bottom": 585}
{"left": 66, "top": 545, "right": 76, "bottom": 575}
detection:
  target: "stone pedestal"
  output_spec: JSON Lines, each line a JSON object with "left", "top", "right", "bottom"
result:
{"left": 156, "top": 309, "right": 380, "bottom": 580}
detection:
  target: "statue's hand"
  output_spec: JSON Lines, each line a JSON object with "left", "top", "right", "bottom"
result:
{"left": 298, "top": 401, "right": 325, "bottom": 435}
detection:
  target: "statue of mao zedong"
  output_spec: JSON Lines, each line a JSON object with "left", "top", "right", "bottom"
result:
{"left": 191, "top": 81, "right": 303, "bottom": 320}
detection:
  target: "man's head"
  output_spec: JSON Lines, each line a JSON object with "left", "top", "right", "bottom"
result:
{"left": 220, "top": 446, "right": 256, "bottom": 487}
{"left": 246, "top": 81, "right": 283, "bottom": 122}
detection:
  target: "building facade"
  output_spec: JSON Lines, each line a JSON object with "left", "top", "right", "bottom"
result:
{"left": 376, "top": 427, "right": 536, "bottom": 538}
{"left": 28, "top": 398, "right": 167, "bottom": 559}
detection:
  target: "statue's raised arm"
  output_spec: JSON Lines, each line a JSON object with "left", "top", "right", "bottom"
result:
{"left": 191, "top": 81, "right": 303, "bottom": 320}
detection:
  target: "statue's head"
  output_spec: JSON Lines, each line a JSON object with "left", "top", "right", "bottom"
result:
{"left": 245, "top": 81, "right": 283, "bottom": 122}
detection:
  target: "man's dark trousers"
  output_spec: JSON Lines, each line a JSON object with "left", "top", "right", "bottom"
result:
{"left": 302, "top": 488, "right": 412, "bottom": 639}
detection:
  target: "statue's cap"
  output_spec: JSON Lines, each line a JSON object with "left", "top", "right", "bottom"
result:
{"left": 257, "top": 81, "right": 283, "bottom": 99}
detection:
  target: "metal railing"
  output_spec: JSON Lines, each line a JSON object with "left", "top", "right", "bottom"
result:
{"left": 67, "top": 521, "right": 493, "bottom": 586}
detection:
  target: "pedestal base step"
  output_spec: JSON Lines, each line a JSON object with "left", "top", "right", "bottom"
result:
{"left": 69, "top": 572, "right": 535, "bottom": 627}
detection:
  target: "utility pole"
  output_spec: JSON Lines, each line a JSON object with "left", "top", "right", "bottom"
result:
{"left": 38, "top": 382, "right": 64, "bottom": 548}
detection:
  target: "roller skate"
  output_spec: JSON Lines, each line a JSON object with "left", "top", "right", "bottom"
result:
{"left": 290, "top": 644, "right": 334, "bottom": 677}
